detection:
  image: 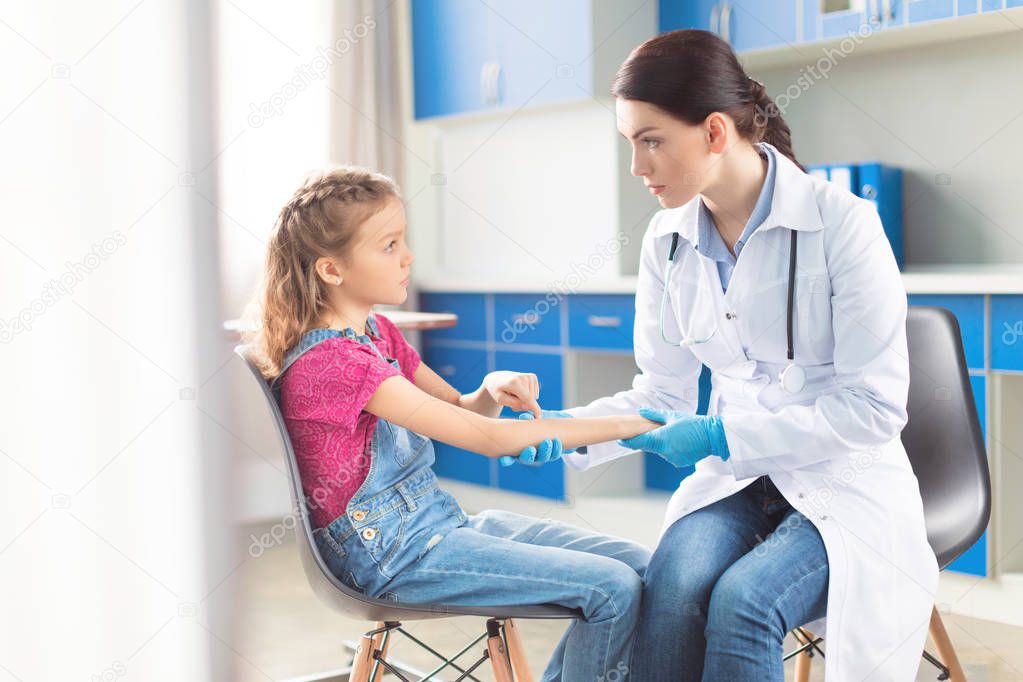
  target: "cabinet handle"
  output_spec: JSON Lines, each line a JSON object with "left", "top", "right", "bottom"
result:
{"left": 587, "top": 315, "right": 622, "bottom": 328}
{"left": 719, "top": 1, "right": 732, "bottom": 43}
{"left": 480, "top": 63, "right": 500, "bottom": 105}
{"left": 710, "top": 3, "right": 720, "bottom": 36}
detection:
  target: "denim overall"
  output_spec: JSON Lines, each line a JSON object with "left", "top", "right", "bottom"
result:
{"left": 273, "top": 316, "right": 468, "bottom": 598}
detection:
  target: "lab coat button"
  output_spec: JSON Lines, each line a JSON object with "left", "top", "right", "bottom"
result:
{"left": 351, "top": 510, "right": 367, "bottom": 522}
{"left": 361, "top": 528, "right": 377, "bottom": 540}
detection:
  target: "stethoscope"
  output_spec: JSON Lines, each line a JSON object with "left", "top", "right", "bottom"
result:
{"left": 659, "top": 228, "right": 806, "bottom": 394}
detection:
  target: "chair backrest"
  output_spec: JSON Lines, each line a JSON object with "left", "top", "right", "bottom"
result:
{"left": 232, "top": 345, "right": 579, "bottom": 622}
{"left": 233, "top": 345, "right": 404, "bottom": 620}
{"left": 902, "top": 307, "right": 991, "bottom": 570}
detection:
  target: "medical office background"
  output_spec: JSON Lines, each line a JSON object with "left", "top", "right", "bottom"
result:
{"left": 3, "top": 0, "right": 1023, "bottom": 680}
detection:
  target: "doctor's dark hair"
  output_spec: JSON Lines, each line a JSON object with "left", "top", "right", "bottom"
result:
{"left": 241, "top": 167, "right": 400, "bottom": 380}
{"left": 612, "top": 29, "right": 804, "bottom": 172}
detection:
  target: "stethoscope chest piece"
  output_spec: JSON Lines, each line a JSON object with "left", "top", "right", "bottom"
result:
{"left": 779, "top": 363, "right": 806, "bottom": 393}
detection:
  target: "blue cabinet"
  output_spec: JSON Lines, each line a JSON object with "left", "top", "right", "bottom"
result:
{"left": 991, "top": 295, "right": 1023, "bottom": 371}
{"left": 644, "top": 365, "right": 713, "bottom": 491}
{"left": 908, "top": 295, "right": 986, "bottom": 370}
{"left": 659, "top": 0, "right": 719, "bottom": 33}
{"left": 411, "top": 0, "right": 494, "bottom": 119}
{"left": 420, "top": 292, "right": 488, "bottom": 342}
{"left": 492, "top": 0, "right": 592, "bottom": 111}
{"left": 421, "top": 345, "right": 492, "bottom": 486}
{"left": 907, "top": 0, "right": 955, "bottom": 23}
{"left": 659, "top": 0, "right": 797, "bottom": 51}
{"left": 411, "top": 0, "right": 615, "bottom": 120}
{"left": 728, "top": 0, "right": 798, "bottom": 52}
{"left": 494, "top": 293, "right": 562, "bottom": 347}
{"left": 567, "top": 294, "right": 635, "bottom": 350}
{"left": 495, "top": 350, "right": 565, "bottom": 499}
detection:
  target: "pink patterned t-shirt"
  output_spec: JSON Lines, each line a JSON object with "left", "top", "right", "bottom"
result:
{"left": 277, "top": 314, "right": 422, "bottom": 529}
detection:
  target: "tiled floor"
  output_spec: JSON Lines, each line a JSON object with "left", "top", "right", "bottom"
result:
{"left": 227, "top": 527, "right": 1023, "bottom": 681}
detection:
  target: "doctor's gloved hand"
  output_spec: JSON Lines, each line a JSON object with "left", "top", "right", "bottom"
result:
{"left": 617, "top": 407, "right": 730, "bottom": 468}
{"left": 499, "top": 410, "right": 577, "bottom": 467}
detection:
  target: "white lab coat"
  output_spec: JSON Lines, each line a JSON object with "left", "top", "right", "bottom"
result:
{"left": 564, "top": 145, "right": 939, "bottom": 681}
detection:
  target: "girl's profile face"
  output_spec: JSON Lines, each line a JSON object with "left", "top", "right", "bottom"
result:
{"left": 615, "top": 98, "right": 715, "bottom": 210}
{"left": 342, "top": 196, "right": 415, "bottom": 306}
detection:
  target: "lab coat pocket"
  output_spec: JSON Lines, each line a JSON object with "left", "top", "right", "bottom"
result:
{"left": 797, "top": 273, "right": 834, "bottom": 364}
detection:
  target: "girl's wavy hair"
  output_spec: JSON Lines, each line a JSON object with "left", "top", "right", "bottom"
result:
{"left": 612, "top": 29, "right": 804, "bottom": 171}
{"left": 242, "top": 167, "right": 399, "bottom": 380}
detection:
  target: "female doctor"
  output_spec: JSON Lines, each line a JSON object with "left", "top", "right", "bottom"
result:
{"left": 522, "top": 30, "right": 939, "bottom": 681}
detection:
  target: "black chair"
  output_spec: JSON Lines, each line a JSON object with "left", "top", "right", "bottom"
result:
{"left": 234, "top": 345, "right": 579, "bottom": 682}
{"left": 789, "top": 306, "right": 991, "bottom": 682}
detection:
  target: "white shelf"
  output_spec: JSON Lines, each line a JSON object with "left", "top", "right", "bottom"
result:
{"left": 740, "top": 7, "right": 1023, "bottom": 72}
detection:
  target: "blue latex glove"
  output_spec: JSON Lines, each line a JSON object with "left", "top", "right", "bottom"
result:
{"left": 499, "top": 409, "right": 577, "bottom": 467}
{"left": 617, "top": 407, "right": 730, "bottom": 468}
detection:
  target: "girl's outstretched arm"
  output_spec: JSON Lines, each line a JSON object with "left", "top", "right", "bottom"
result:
{"left": 365, "top": 375, "right": 656, "bottom": 458}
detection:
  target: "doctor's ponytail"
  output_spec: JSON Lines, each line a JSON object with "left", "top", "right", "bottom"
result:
{"left": 612, "top": 29, "right": 805, "bottom": 172}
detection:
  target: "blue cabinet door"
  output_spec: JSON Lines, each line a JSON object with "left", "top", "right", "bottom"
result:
{"left": 907, "top": 0, "right": 954, "bottom": 23}
{"left": 908, "top": 295, "right": 986, "bottom": 370}
{"left": 991, "top": 295, "right": 1023, "bottom": 371}
{"left": 804, "top": 0, "right": 870, "bottom": 41}
{"left": 494, "top": 350, "right": 565, "bottom": 499}
{"left": 567, "top": 294, "right": 636, "bottom": 350}
{"left": 645, "top": 365, "right": 712, "bottom": 491}
{"left": 728, "top": 0, "right": 799, "bottom": 52}
{"left": 494, "top": 0, "right": 592, "bottom": 109}
{"left": 493, "top": 293, "right": 562, "bottom": 347}
{"left": 421, "top": 345, "right": 492, "bottom": 485}
{"left": 411, "top": 0, "right": 495, "bottom": 119}
{"left": 659, "top": 0, "right": 721, "bottom": 33}
{"left": 420, "top": 292, "right": 489, "bottom": 342}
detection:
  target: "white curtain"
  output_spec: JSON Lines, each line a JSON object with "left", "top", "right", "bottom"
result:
{"left": 329, "top": 0, "right": 405, "bottom": 180}
{"left": 0, "top": 0, "right": 233, "bottom": 680}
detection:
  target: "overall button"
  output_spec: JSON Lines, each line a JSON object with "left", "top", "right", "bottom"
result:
{"left": 361, "top": 528, "right": 377, "bottom": 540}
{"left": 351, "top": 510, "right": 367, "bottom": 522}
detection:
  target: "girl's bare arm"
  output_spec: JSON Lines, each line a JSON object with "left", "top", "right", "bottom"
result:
{"left": 364, "top": 375, "right": 655, "bottom": 458}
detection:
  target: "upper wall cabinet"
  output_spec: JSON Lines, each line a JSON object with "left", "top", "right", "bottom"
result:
{"left": 660, "top": 0, "right": 798, "bottom": 51}
{"left": 659, "top": 0, "right": 1023, "bottom": 59}
{"left": 411, "top": 0, "right": 656, "bottom": 120}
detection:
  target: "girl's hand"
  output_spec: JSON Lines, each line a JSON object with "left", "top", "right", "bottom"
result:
{"left": 482, "top": 371, "right": 541, "bottom": 418}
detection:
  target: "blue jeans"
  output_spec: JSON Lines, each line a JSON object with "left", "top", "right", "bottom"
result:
{"left": 378, "top": 509, "right": 651, "bottom": 682}
{"left": 632, "top": 476, "right": 829, "bottom": 682}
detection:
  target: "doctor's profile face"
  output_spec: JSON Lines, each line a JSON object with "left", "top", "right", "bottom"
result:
{"left": 615, "top": 98, "right": 716, "bottom": 210}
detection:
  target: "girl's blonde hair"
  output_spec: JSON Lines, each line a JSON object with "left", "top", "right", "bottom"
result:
{"left": 242, "top": 166, "right": 400, "bottom": 380}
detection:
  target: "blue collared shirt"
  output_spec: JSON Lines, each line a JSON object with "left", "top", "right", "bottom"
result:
{"left": 696, "top": 142, "right": 776, "bottom": 292}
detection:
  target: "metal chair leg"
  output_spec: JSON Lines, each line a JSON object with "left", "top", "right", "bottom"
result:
{"left": 928, "top": 606, "right": 967, "bottom": 682}
{"left": 503, "top": 618, "right": 534, "bottom": 682}
{"left": 486, "top": 618, "right": 515, "bottom": 682}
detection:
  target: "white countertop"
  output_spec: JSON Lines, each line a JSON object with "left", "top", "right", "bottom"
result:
{"left": 415, "top": 264, "right": 1023, "bottom": 295}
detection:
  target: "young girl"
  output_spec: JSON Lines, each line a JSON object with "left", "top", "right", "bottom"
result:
{"left": 243, "top": 167, "right": 658, "bottom": 681}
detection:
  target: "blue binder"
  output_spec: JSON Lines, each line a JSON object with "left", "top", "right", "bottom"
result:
{"left": 856, "top": 163, "right": 904, "bottom": 270}
{"left": 805, "top": 162, "right": 904, "bottom": 270}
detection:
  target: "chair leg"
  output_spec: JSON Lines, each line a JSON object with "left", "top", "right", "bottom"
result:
{"left": 503, "top": 618, "right": 534, "bottom": 682}
{"left": 486, "top": 618, "right": 515, "bottom": 682}
{"left": 929, "top": 606, "right": 967, "bottom": 682}
{"left": 794, "top": 628, "right": 815, "bottom": 682}
{"left": 349, "top": 622, "right": 387, "bottom": 682}
{"left": 369, "top": 624, "right": 393, "bottom": 682}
